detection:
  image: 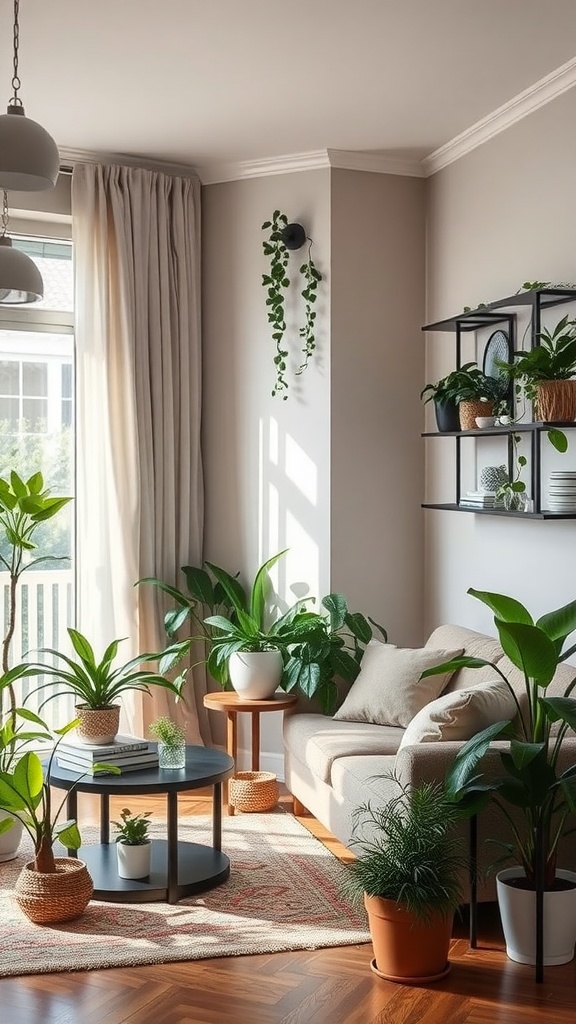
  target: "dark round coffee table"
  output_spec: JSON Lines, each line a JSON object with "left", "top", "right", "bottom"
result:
{"left": 48, "top": 745, "right": 234, "bottom": 904}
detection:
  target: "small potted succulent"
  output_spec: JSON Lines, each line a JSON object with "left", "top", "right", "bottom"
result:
{"left": 149, "top": 716, "right": 186, "bottom": 769}
{"left": 113, "top": 807, "right": 153, "bottom": 879}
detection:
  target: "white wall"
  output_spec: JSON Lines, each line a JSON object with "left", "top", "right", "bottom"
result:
{"left": 202, "top": 170, "right": 332, "bottom": 771}
{"left": 425, "top": 87, "right": 576, "bottom": 636}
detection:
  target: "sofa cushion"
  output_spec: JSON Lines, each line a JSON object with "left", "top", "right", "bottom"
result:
{"left": 333, "top": 641, "right": 463, "bottom": 728}
{"left": 282, "top": 711, "right": 404, "bottom": 784}
{"left": 398, "top": 679, "right": 517, "bottom": 750}
{"left": 426, "top": 624, "right": 505, "bottom": 692}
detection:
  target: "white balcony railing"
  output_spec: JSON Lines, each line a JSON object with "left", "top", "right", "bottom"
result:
{"left": 1, "top": 568, "right": 76, "bottom": 731}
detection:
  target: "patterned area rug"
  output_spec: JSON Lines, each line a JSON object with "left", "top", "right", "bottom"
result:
{"left": 0, "top": 812, "right": 370, "bottom": 977}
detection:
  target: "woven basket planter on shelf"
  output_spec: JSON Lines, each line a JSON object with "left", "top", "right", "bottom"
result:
{"left": 14, "top": 857, "right": 93, "bottom": 924}
{"left": 458, "top": 400, "right": 494, "bottom": 431}
{"left": 535, "top": 380, "right": 576, "bottom": 423}
{"left": 229, "top": 771, "right": 279, "bottom": 813}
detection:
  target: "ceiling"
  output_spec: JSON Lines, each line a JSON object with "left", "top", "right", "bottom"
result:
{"left": 5, "top": 0, "right": 576, "bottom": 178}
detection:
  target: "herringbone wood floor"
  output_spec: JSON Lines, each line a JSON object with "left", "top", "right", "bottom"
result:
{"left": 1, "top": 787, "right": 575, "bottom": 1024}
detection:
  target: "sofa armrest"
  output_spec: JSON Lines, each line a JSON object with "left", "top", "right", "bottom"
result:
{"left": 395, "top": 737, "right": 576, "bottom": 790}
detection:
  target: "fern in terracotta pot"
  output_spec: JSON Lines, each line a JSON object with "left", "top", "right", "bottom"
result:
{"left": 342, "top": 776, "right": 466, "bottom": 983}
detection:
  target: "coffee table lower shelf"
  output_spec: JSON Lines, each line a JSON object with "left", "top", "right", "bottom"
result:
{"left": 73, "top": 840, "right": 230, "bottom": 903}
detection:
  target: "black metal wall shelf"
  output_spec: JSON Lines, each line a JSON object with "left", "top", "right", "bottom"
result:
{"left": 421, "top": 288, "right": 576, "bottom": 519}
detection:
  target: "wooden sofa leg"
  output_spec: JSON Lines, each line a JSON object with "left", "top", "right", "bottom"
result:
{"left": 293, "top": 796, "right": 308, "bottom": 817}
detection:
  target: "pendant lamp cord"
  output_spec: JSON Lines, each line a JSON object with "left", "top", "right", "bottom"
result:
{"left": 11, "top": 0, "right": 22, "bottom": 107}
{"left": 1, "top": 191, "right": 9, "bottom": 238}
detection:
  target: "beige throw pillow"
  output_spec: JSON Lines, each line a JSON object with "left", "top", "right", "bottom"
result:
{"left": 333, "top": 641, "right": 463, "bottom": 728}
{"left": 398, "top": 679, "right": 517, "bottom": 750}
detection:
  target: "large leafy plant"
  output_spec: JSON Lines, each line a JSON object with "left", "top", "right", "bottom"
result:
{"left": 0, "top": 470, "right": 71, "bottom": 772}
{"left": 342, "top": 776, "right": 466, "bottom": 921}
{"left": 422, "top": 588, "right": 576, "bottom": 889}
{"left": 500, "top": 315, "right": 576, "bottom": 400}
{"left": 141, "top": 550, "right": 387, "bottom": 713}
{"left": 0, "top": 720, "right": 118, "bottom": 872}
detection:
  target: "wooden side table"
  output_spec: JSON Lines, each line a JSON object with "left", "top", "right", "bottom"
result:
{"left": 203, "top": 691, "right": 298, "bottom": 814}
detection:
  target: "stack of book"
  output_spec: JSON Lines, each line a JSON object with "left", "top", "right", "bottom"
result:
{"left": 458, "top": 490, "right": 504, "bottom": 510}
{"left": 56, "top": 734, "right": 159, "bottom": 774}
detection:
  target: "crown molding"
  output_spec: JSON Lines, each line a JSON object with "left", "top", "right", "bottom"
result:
{"left": 58, "top": 147, "right": 199, "bottom": 179}
{"left": 327, "top": 148, "right": 425, "bottom": 177}
{"left": 197, "top": 150, "right": 330, "bottom": 185}
{"left": 423, "top": 56, "right": 576, "bottom": 176}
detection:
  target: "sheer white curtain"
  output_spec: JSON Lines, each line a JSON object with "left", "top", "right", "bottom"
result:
{"left": 72, "top": 162, "right": 208, "bottom": 744}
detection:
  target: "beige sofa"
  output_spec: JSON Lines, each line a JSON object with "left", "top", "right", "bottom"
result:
{"left": 283, "top": 624, "right": 576, "bottom": 901}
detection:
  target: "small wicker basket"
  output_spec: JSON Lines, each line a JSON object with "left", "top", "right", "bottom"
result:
{"left": 229, "top": 771, "right": 279, "bottom": 813}
{"left": 14, "top": 857, "right": 93, "bottom": 924}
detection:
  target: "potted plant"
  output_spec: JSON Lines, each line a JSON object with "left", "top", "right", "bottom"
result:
{"left": 423, "top": 588, "right": 576, "bottom": 966}
{"left": 499, "top": 314, "right": 576, "bottom": 422}
{"left": 342, "top": 776, "right": 466, "bottom": 983}
{"left": 33, "top": 627, "right": 190, "bottom": 745}
{"left": 0, "top": 469, "right": 71, "bottom": 860}
{"left": 113, "top": 807, "right": 152, "bottom": 879}
{"left": 149, "top": 715, "right": 186, "bottom": 769}
{"left": 495, "top": 433, "right": 529, "bottom": 512}
{"left": 261, "top": 210, "right": 322, "bottom": 399}
{"left": 0, "top": 720, "right": 117, "bottom": 923}
{"left": 421, "top": 362, "right": 502, "bottom": 431}
{"left": 141, "top": 550, "right": 387, "bottom": 713}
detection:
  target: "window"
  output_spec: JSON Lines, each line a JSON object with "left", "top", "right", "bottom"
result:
{"left": 0, "top": 236, "right": 75, "bottom": 731}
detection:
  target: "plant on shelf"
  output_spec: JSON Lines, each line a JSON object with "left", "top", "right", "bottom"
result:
{"left": 32, "top": 628, "right": 190, "bottom": 746}
{"left": 495, "top": 433, "right": 528, "bottom": 512}
{"left": 342, "top": 775, "right": 466, "bottom": 982}
{"left": 149, "top": 715, "right": 186, "bottom": 769}
{"left": 140, "top": 550, "right": 387, "bottom": 713}
{"left": 114, "top": 807, "right": 153, "bottom": 880}
{"left": 498, "top": 314, "right": 576, "bottom": 424}
{"left": 113, "top": 807, "right": 152, "bottom": 845}
{"left": 0, "top": 720, "right": 118, "bottom": 923}
{"left": 421, "top": 362, "right": 502, "bottom": 431}
{"left": 422, "top": 588, "right": 576, "bottom": 965}
{"left": 261, "top": 210, "right": 322, "bottom": 400}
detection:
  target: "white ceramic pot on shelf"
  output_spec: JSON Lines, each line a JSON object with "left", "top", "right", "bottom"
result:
{"left": 497, "top": 867, "right": 576, "bottom": 965}
{"left": 117, "top": 840, "right": 152, "bottom": 880}
{"left": 228, "top": 649, "right": 283, "bottom": 700}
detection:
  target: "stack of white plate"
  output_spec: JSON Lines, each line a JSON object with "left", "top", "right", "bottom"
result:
{"left": 548, "top": 471, "right": 576, "bottom": 512}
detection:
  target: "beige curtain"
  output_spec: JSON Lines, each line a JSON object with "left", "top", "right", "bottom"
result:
{"left": 72, "top": 162, "right": 210, "bottom": 745}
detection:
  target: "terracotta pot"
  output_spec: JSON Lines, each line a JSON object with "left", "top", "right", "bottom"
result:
{"left": 459, "top": 400, "right": 494, "bottom": 431}
{"left": 75, "top": 704, "right": 120, "bottom": 745}
{"left": 535, "top": 380, "right": 576, "bottom": 423}
{"left": 364, "top": 893, "right": 453, "bottom": 983}
{"left": 14, "top": 857, "right": 93, "bottom": 924}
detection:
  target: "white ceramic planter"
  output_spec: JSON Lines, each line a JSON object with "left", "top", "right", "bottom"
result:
{"left": 0, "top": 811, "right": 23, "bottom": 862}
{"left": 116, "top": 840, "right": 152, "bottom": 880}
{"left": 497, "top": 867, "right": 576, "bottom": 965}
{"left": 228, "top": 650, "right": 283, "bottom": 700}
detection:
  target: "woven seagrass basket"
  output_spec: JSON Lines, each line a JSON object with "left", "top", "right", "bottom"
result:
{"left": 229, "top": 771, "right": 279, "bottom": 812}
{"left": 459, "top": 400, "right": 494, "bottom": 431}
{"left": 535, "top": 380, "right": 576, "bottom": 423}
{"left": 14, "top": 858, "right": 93, "bottom": 924}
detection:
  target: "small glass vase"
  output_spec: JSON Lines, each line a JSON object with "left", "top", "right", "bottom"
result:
{"left": 503, "top": 490, "right": 528, "bottom": 513}
{"left": 158, "top": 740, "right": 186, "bottom": 769}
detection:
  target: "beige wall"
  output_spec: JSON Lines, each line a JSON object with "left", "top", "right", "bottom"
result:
{"left": 330, "top": 169, "right": 426, "bottom": 645}
{"left": 202, "top": 167, "right": 427, "bottom": 767}
{"left": 425, "top": 87, "right": 576, "bottom": 636}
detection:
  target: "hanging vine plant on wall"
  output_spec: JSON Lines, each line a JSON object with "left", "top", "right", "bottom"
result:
{"left": 261, "top": 210, "right": 322, "bottom": 399}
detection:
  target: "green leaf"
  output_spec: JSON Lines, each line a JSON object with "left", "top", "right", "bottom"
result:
{"left": 13, "top": 751, "right": 44, "bottom": 805}
{"left": 250, "top": 550, "right": 288, "bottom": 628}
{"left": 509, "top": 739, "right": 545, "bottom": 771}
{"left": 10, "top": 470, "right": 27, "bottom": 498}
{"left": 468, "top": 588, "right": 533, "bottom": 625}
{"left": 344, "top": 612, "right": 372, "bottom": 644}
{"left": 536, "top": 598, "right": 576, "bottom": 645}
{"left": 205, "top": 562, "right": 248, "bottom": 616}
{"left": 496, "top": 619, "right": 557, "bottom": 686}
{"left": 56, "top": 821, "right": 82, "bottom": 849}
{"left": 445, "top": 721, "right": 510, "bottom": 797}
{"left": 0, "top": 816, "right": 15, "bottom": 835}
{"left": 26, "top": 471, "right": 43, "bottom": 494}
{"left": 330, "top": 647, "right": 360, "bottom": 682}
{"left": 548, "top": 428, "right": 568, "bottom": 453}
{"left": 321, "top": 593, "right": 347, "bottom": 630}
{"left": 541, "top": 696, "right": 576, "bottom": 731}
{"left": 421, "top": 655, "right": 493, "bottom": 678}
{"left": 182, "top": 566, "right": 215, "bottom": 607}
{"left": 67, "top": 628, "right": 97, "bottom": 667}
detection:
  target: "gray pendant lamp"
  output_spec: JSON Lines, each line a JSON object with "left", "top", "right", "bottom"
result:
{"left": 0, "top": 189, "right": 42, "bottom": 304}
{"left": 0, "top": 0, "right": 59, "bottom": 191}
